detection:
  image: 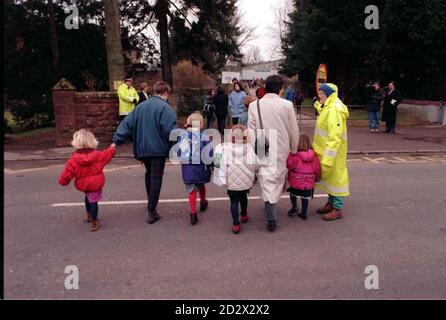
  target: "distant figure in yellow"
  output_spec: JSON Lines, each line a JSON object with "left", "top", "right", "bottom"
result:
{"left": 117, "top": 76, "right": 139, "bottom": 122}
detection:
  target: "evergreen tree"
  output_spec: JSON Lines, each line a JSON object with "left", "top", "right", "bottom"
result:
{"left": 282, "top": 0, "right": 446, "bottom": 101}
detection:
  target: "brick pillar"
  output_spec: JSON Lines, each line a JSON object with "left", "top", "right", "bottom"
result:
{"left": 52, "top": 78, "right": 77, "bottom": 147}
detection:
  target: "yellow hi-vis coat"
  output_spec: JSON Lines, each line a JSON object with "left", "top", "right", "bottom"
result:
{"left": 313, "top": 84, "right": 350, "bottom": 197}
{"left": 117, "top": 83, "right": 139, "bottom": 115}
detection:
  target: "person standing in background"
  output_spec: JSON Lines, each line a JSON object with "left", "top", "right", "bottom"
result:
{"left": 229, "top": 81, "right": 247, "bottom": 125}
{"left": 365, "top": 81, "right": 385, "bottom": 133}
{"left": 214, "top": 86, "right": 229, "bottom": 135}
{"left": 138, "top": 82, "right": 150, "bottom": 103}
{"left": 117, "top": 77, "right": 139, "bottom": 122}
{"left": 382, "top": 81, "right": 403, "bottom": 134}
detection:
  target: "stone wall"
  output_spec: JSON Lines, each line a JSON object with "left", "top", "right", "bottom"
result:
{"left": 398, "top": 100, "right": 445, "bottom": 125}
{"left": 52, "top": 79, "right": 119, "bottom": 146}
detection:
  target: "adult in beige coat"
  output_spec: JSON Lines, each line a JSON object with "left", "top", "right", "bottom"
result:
{"left": 247, "top": 75, "right": 300, "bottom": 232}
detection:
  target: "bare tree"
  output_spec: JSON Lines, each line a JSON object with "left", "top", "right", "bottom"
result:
{"left": 244, "top": 46, "right": 263, "bottom": 65}
{"left": 267, "top": 0, "right": 292, "bottom": 60}
{"left": 234, "top": 10, "right": 257, "bottom": 51}
{"left": 104, "top": 0, "right": 125, "bottom": 90}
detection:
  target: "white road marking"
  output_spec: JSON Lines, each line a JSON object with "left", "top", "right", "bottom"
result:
{"left": 51, "top": 194, "right": 328, "bottom": 207}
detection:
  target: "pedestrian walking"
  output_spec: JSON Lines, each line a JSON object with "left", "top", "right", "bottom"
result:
{"left": 58, "top": 129, "right": 116, "bottom": 232}
{"left": 313, "top": 83, "right": 350, "bottom": 221}
{"left": 248, "top": 75, "right": 300, "bottom": 232}
{"left": 112, "top": 81, "right": 178, "bottom": 224}
{"left": 203, "top": 89, "right": 216, "bottom": 129}
{"left": 214, "top": 86, "right": 229, "bottom": 135}
{"left": 177, "top": 113, "right": 212, "bottom": 225}
{"left": 365, "top": 81, "right": 385, "bottom": 132}
{"left": 240, "top": 95, "right": 257, "bottom": 126}
{"left": 286, "top": 134, "right": 321, "bottom": 220}
{"left": 229, "top": 81, "right": 247, "bottom": 125}
{"left": 117, "top": 76, "right": 139, "bottom": 122}
{"left": 382, "top": 81, "right": 403, "bottom": 134}
{"left": 285, "top": 84, "right": 296, "bottom": 102}
{"left": 255, "top": 81, "right": 266, "bottom": 99}
{"left": 221, "top": 124, "right": 260, "bottom": 234}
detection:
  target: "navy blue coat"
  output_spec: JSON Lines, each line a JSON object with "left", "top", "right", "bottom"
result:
{"left": 177, "top": 130, "right": 213, "bottom": 185}
{"left": 113, "top": 96, "right": 177, "bottom": 160}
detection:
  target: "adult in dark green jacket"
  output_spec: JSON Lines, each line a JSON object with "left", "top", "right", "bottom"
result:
{"left": 113, "top": 81, "right": 177, "bottom": 224}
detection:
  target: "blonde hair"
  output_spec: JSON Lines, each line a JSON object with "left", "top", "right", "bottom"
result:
{"left": 231, "top": 124, "right": 248, "bottom": 144}
{"left": 186, "top": 112, "right": 204, "bottom": 129}
{"left": 71, "top": 129, "right": 99, "bottom": 149}
{"left": 297, "top": 133, "right": 313, "bottom": 151}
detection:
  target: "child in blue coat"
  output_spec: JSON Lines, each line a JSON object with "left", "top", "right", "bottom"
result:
{"left": 178, "top": 113, "right": 213, "bottom": 225}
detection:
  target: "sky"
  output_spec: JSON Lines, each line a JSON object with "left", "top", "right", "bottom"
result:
{"left": 237, "top": 0, "right": 289, "bottom": 61}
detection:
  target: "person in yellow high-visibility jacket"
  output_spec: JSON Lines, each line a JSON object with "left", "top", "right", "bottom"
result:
{"left": 313, "top": 83, "right": 350, "bottom": 221}
{"left": 117, "top": 77, "right": 139, "bottom": 122}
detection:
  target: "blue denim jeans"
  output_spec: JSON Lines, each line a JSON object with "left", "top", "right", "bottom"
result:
{"left": 368, "top": 111, "right": 380, "bottom": 129}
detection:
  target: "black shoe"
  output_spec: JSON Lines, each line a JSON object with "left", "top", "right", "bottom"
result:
{"left": 288, "top": 208, "right": 298, "bottom": 217}
{"left": 200, "top": 200, "right": 209, "bottom": 212}
{"left": 267, "top": 220, "right": 276, "bottom": 232}
{"left": 190, "top": 213, "right": 198, "bottom": 225}
{"left": 297, "top": 213, "right": 308, "bottom": 220}
{"left": 147, "top": 211, "right": 160, "bottom": 224}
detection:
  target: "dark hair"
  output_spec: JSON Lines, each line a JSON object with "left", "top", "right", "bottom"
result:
{"left": 265, "top": 75, "right": 284, "bottom": 94}
{"left": 216, "top": 86, "right": 225, "bottom": 94}
{"left": 297, "top": 134, "right": 313, "bottom": 151}
{"left": 153, "top": 81, "right": 171, "bottom": 95}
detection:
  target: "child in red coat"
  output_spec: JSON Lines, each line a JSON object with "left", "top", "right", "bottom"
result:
{"left": 286, "top": 134, "right": 321, "bottom": 220}
{"left": 58, "top": 129, "right": 116, "bottom": 231}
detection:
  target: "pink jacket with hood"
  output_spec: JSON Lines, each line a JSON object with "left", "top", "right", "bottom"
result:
{"left": 287, "top": 149, "right": 321, "bottom": 190}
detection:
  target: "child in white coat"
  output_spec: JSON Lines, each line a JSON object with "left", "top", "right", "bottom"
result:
{"left": 222, "top": 124, "right": 260, "bottom": 234}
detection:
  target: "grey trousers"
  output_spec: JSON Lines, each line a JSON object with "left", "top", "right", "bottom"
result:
{"left": 264, "top": 202, "right": 277, "bottom": 222}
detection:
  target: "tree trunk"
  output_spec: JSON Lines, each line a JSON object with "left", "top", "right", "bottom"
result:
{"left": 104, "top": 0, "right": 125, "bottom": 90}
{"left": 47, "top": 0, "right": 61, "bottom": 76}
{"left": 155, "top": 0, "right": 173, "bottom": 87}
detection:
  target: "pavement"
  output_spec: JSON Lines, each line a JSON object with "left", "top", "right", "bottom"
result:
{"left": 4, "top": 118, "right": 446, "bottom": 161}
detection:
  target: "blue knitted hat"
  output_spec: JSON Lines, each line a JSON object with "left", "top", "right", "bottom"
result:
{"left": 319, "top": 84, "right": 335, "bottom": 97}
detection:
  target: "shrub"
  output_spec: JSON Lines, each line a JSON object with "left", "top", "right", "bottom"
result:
{"left": 173, "top": 60, "right": 216, "bottom": 91}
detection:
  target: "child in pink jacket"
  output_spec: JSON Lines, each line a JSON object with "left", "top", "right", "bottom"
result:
{"left": 286, "top": 134, "right": 321, "bottom": 220}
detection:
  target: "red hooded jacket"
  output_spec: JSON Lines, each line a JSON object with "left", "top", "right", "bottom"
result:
{"left": 287, "top": 149, "right": 321, "bottom": 190}
{"left": 58, "top": 147, "right": 116, "bottom": 192}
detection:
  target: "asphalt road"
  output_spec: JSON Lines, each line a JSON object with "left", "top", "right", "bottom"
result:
{"left": 4, "top": 157, "right": 446, "bottom": 299}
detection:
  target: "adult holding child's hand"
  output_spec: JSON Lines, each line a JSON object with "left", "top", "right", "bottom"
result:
{"left": 112, "top": 81, "right": 177, "bottom": 224}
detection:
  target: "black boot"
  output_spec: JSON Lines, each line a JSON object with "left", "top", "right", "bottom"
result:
{"left": 297, "top": 213, "right": 308, "bottom": 220}
{"left": 190, "top": 213, "right": 198, "bottom": 225}
{"left": 200, "top": 200, "right": 209, "bottom": 212}
{"left": 147, "top": 210, "right": 161, "bottom": 224}
{"left": 288, "top": 195, "right": 298, "bottom": 216}
{"left": 267, "top": 220, "right": 276, "bottom": 232}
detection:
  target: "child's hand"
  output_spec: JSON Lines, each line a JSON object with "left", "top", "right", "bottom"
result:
{"left": 110, "top": 143, "right": 117, "bottom": 148}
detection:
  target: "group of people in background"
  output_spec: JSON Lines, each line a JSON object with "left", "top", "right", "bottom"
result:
{"left": 59, "top": 75, "right": 351, "bottom": 234}
{"left": 365, "top": 81, "right": 403, "bottom": 134}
